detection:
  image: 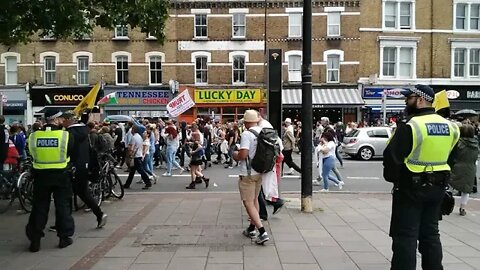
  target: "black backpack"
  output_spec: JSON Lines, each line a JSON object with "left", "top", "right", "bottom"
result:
{"left": 248, "top": 128, "right": 281, "bottom": 174}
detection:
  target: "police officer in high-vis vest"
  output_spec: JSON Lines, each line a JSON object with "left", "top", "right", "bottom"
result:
{"left": 26, "top": 109, "right": 75, "bottom": 252}
{"left": 383, "top": 85, "right": 459, "bottom": 270}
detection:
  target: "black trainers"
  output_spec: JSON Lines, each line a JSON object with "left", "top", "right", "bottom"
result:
{"left": 97, "top": 213, "right": 108, "bottom": 228}
{"left": 29, "top": 238, "right": 41, "bottom": 252}
{"left": 273, "top": 199, "right": 285, "bottom": 215}
{"left": 242, "top": 228, "right": 257, "bottom": 239}
{"left": 255, "top": 232, "right": 269, "bottom": 245}
{"left": 58, "top": 237, "right": 73, "bottom": 249}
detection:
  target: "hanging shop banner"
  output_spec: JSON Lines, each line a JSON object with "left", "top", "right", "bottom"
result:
{"left": 167, "top": 91, "right": 195, "bottom": 117}
{"left": 194, "top": 89, "right": 262, "bottom": 104}
{"left": 363, "top": 87, "right": 410, "bottom": 99}
{"left": 114, "top": 90, "right": 171, "bottom": 106}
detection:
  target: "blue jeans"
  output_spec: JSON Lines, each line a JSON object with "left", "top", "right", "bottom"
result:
{"left": 166, "top": 146, "right": 182, "bottom": 174}
{"left": 322, "top": 156, "right": 339, "bottom": 190}
{"left": 143, "top": 153, "right": 153, "bottom": 176}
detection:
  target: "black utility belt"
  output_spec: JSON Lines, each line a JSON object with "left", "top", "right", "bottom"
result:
{"left": 411, "top": 172, "right": 449, "bottom": 187}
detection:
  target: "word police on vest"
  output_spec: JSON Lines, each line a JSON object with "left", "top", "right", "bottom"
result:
{"left": 426, "top": 123, "right": 450, "bottom": 136}
{"left": 37, "top": 138, "right": 59, "bottom": 147}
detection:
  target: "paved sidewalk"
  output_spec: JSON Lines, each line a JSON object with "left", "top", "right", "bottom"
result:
{"left": 2, "top": 192, "right": 480, "bottom": 270}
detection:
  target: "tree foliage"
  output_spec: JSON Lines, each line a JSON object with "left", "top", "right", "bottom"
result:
{"left": 0, "top": 0, "right": 170, "bottom": 46}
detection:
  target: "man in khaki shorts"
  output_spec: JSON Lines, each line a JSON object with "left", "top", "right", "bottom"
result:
{"left": 233, "top": 110, "right": 269, "bottom": 245}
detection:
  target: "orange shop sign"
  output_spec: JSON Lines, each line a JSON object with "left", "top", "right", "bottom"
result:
{"left": 194, "top": 89, "right": 262, "bottom": 104}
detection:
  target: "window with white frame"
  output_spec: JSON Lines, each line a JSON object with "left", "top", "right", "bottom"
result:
{"left": 77, "top": 56, "right": 89, "bottom": 85}
{"left": 150, "top": 56, "right": 162, "bottom": 85}
{"left": 380, "top": 38, "right": 418, "bottom": 79}
{"left": 195, "top": 14, "right": 208, "bottom": 38}
{"left": 452, "top": 47, "right": 480, "bottom": 78}
{"left": 195, "top": 56, "right": 208, "bottom": 84}
{"left": 232, "top": 13, "right": 246, "bottom": 38}
{"left": 289, "top": 13, "right": 302, "bottom": 37}
{"left": 232, "top": 55, "right": 246, "bottom": 84}
{"left": 455, "top": 3, "right": 480, "bottom": 31}
{"left": 44, "top": 56, "right": 56, "bottom": 84}
{"left": 116, "top": 56, "right": 129, "bottom": 85}
{"left": 5, "top": 56, "right": 18, "bottom": 85}
{"left": 383, "top": 1, "right": 414, "bottom": 29}
{"left": 288, "top": 55, "right": 301, "bottom": 82}
{"left": 327, "top": 55, "right": 340, "bottom": 83}
{"left": 115, "top": 25, "right": 128, "bottom": 38}
{"left": 327, "top": 12, "right": 341, "bottom": 36}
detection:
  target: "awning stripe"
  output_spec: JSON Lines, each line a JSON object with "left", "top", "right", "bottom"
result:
{"left": 282, "top": 88, "right": 364, "bottom": 105}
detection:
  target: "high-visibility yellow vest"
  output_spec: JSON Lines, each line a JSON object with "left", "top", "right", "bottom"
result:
{"left": 28, "top": 127, "right": 70, "bottom": 170}
{"left": 405, "top": 114, "right": 459, "bottom": 173}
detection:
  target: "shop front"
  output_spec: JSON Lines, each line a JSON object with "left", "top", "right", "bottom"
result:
{"left": 103, "top": 87, "right": 171, "bottom": 119}
{"left": 0, "top": 87, "right": 27, "bottom": 124}
{"left": 190, "top": 88, "right": 265, "bottom": 123}
{"left": 362, "top": 86, "right": 407, "bottom": 125}
{"left": 30, "top": 86, "right": 96, "bottom": 118}
{"left": 282, "top": 87, "right": 363, "bottom": 124}
{"left": 430, "top": 85, "right": 480, "bottom": 112}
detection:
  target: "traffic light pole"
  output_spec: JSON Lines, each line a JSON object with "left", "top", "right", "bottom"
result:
{"left": 301, "top": 0, "right": 313, "bottom": 213}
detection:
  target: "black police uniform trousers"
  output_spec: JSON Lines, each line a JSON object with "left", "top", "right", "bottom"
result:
{"left": 73, "top": 168, "right": 103, "bottom": 220}
{"left": 26, "top": 169, "right": 75, "bottom": 240}
{"left": 390, "top": 182, "right": 445, "bottom": 270}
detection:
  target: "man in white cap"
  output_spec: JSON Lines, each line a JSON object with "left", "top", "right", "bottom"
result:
{"left": 282, "top": 118, "right": 301, "bottom": 175}
{"left": 233, "top": 109, "right": 269, "bottom": 245}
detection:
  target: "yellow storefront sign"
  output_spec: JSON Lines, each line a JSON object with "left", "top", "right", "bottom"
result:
{"left": 195, "top": 89, "right": 262, "bottom": 103}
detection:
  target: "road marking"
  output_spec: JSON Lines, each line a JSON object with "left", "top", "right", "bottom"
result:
{"left": 228, "top": 174, "right": 300, "bottom": 179}
{"left": 117, "top": 174, "right": 189, "bottom": 177}
{"left": 347, "top": 176, "right": 380, "bottom": 180}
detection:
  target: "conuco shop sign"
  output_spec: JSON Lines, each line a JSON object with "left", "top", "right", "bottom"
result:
{"left": 53, "top": 94, "right": 84, "bottom": 102}
{"left": 194, "top": 89, "right": 262, "bottom": 104}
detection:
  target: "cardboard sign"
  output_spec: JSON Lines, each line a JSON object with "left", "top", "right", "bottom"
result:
{"left": 167, "top": 91, "right": 195, "bottom": 117}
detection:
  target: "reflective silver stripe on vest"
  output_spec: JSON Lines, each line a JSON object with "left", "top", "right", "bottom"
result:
{"left": 408, "top": 119, "right": 423, "bottom": 163}
{"left": 406, "top": 159, "right": 448, "bottom": 166}
{"left": 450, "top": 123, "right": 459, "bottom": 149}
{"left": 29, "top": 133, "right": 37, "bottom": 161}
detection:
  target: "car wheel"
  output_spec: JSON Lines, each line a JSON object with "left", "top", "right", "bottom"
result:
{"left": 358, "top": 146, "right": 374, "bottom": 161}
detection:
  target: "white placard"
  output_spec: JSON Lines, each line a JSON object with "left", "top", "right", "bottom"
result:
{"left": 167, "top": 91, "right": 195, "bottom": 117}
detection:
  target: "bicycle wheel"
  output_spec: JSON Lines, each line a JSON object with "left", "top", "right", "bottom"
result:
{"left": 108, "top": 171, "right": 124, "bottom": 199}
{"left": 17, "top": 172, "right": 34, "bottom": 213}
{"left": 100, "top": 176, "right": 111, "bottom": 199}
{"left": 0, "top": 177, "right": 15, "bottom": 214}
{"left": 90, "top": 182, "right": 103, "bottom": 207}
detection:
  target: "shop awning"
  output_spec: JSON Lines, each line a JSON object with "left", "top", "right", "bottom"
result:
{"left": 35, "top": 106, "right": 75, "bottom": 114}
{"left": 282, "top": 88, "right": 364, "bottom": 108}
{"left": 450, "top": 101, "right": 480, "bottom": 111}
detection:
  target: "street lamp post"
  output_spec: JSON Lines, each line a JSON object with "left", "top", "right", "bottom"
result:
{"left": 301, "top": 0, "right": 313, "bottom": 212}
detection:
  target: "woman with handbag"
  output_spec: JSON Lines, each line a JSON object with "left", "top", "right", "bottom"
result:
{"left": 449, "top": 123, "right": 479, "bottom": 216}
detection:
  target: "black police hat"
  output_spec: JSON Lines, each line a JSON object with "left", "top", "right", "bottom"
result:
{"left": 44, "top": 108, "right": 63, "bottom": 120}
{"left": 401, "top": 84, "right": 435, "bottom": 103}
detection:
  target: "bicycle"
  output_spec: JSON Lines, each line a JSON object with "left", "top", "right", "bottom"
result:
{"left": 98, "top": 152, "right": 124, "bottom": 200}
{"left": 0, "top": 161, "right": 33, "bottom": 214}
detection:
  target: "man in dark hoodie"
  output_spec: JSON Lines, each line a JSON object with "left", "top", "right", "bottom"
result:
{"left": 63, "top": 112, "right": 107, "bottom": 229}
{"left": 0, "top": 116, "right": 9, "bottom": 171}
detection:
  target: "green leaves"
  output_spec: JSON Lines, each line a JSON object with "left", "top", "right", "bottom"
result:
{"left": 0, "top": 0, "right": 169, "bottom": 46}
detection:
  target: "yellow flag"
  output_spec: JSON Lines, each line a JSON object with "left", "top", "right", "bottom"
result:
{"left": 433, "top": 90, "right": 450, "bottom": 112}
{"left": 73, "top": 82, "right": 101, "bottom": 116}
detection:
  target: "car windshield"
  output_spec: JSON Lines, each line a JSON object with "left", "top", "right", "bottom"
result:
{"left": 346, "top": 129, "right": 360, "bottom": 137}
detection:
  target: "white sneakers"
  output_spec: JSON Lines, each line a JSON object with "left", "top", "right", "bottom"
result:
{"left": 338, "top": 181, "right": 345, "bottom": 190}
{"left": 320, "top": 189, "right": 329, "bottom": 192}
{"left": 312, "top": 180, "right": 321, "bottom": 186}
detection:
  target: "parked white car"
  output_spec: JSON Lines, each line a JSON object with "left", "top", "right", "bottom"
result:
{"left": 342, "top": 127, "right": 393, "bottom": 161}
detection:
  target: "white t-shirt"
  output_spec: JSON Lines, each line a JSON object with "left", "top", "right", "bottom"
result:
{"left": 239, "top": 125, "right": 262, "bottom": 176}
{"left": 130, "top": 133, "right": 144, "bottom": 158}
{"left": 143, "top": 139, "right": 150, "bottom": 155}
{"left": 322, "top": 141, "right": 336, "bottom": 158}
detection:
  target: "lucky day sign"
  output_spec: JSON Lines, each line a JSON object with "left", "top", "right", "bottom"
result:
{"left": 167, "top": 90, "right": 195, "bottom": 117}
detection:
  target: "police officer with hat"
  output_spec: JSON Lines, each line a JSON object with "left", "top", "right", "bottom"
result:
{"left": 26, "top": 109, "right": 75, "bottom": 252}
{"left": 383, "top": 84, "right": 459, "bottom": 269}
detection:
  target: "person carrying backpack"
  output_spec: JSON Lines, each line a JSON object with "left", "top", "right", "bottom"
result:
{"left": 233, "top": 110, "right": 280, "bottom": 245}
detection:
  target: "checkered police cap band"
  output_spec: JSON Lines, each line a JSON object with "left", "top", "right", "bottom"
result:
{"left": 46, "top": 111, "right": 63, "bottom": 120}
{"left": 411, "top": 87, "right": 434, "bottom": 102}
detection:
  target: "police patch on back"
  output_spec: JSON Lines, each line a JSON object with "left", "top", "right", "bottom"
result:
{"left": 37, "top": 138, "right": 59, "bottom": 147}
{"left": 425, "top": 123, "right": 450, "bottom": 136}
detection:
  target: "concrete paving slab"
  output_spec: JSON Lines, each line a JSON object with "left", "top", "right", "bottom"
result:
{"left": 205, "top": 263, "right": 243, "bottom": 270}
{"left": 128, "top": 264, "right": 168, "bottom": 270}
{"left": 208, "top": 251, "right": 243, "bottom": 264}
{"left": 91, "top": 257, "right": 136, "bottom": 270}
